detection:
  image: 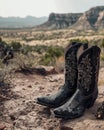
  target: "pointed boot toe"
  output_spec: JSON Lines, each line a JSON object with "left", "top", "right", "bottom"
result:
{"left": 37, "top": 96, "right": 53, "bottom": 107}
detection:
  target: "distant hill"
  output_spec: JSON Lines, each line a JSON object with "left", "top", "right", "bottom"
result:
{"left": 38, "top": 6, "right": 104, "bottom": 30}
{"left": 0, "top": 16, "right": 48, "bottom": 28}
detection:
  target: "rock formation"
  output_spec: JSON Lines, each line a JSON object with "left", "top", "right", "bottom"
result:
{"left": 38, "top": 6, "right": 104, "bottom": 30}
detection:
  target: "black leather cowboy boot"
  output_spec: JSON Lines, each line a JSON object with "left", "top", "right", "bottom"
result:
{"left": 54, "top": 45, "right": 101, "bottom": 119}
{"left": 37, "top": 42, "right": 88, "bottom": 108}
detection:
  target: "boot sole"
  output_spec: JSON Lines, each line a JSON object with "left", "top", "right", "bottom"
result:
{"left": 37, "top": 100, "right": 55, "bottom": 108}
{"left": 54, "top": 112, "right": 84, "bottom": 120}
{"left": 54, "top": 100, "right": 97, "bottom": 119}
{"left": 54, "top": 101, "right": 95, "bottom": 120}
{"left": 54, "top": 89, "right": 98, "bottom": 119}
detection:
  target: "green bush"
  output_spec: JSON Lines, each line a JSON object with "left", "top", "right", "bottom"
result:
{"left": 39, "top": 46, "right": 64, "bottom": 65}
{"left": 10, "top": 53, "right": 35, "bottom": 72}
{"left": 9, "top": 41, "right": 22, "bottom": 51}
{"left": 32, "top": 45, "right": 48, "bottom": 54}
{"left": 0, "top": 37, "right": 2, "bottom": 42}
{"left": 69, "top": 38, "right": 89, "bottom": 44}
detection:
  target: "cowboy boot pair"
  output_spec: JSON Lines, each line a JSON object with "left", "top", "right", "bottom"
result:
{"left": 37, "top": 42, "right": 88, "bottom": 107}
{"left": 54, "top": 45, "right": 100, "bottom": 119}
{"left": 37, "top": 43, "right": 101, "bottom": 119}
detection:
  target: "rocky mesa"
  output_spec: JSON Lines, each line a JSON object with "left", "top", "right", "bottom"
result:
{"left": 38, "top": 6, "right": 104, "bottom": 30}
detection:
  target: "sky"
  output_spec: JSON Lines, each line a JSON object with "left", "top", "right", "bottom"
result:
{"left": 0, "top": 0, "right": 104, "bottom": 17}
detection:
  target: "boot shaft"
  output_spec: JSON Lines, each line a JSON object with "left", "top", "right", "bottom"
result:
{"left": 65, "top": 43, "right": 88, "bottom": 86}
{"left": 77, "top": 45, "right": 101, "bottom": 96}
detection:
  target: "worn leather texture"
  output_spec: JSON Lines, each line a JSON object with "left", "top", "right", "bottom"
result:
{"left": 54, "top": 46, "right": 101, "bottom": 119}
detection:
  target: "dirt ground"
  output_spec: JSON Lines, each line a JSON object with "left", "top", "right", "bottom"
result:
{"left": 0, "top": 67, "right": 104, "bottom": 130}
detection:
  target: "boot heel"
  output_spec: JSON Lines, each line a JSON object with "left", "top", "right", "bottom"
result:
{"left": 86, "top": 99, "right": 96, "bottom": 108}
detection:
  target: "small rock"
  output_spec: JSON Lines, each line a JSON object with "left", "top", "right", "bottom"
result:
{"left": 49, "top": 78, "right": 58, "bottom": 82}
{"left": 39, "top": 87, "right": 44, "bottom": 90}
{"left": 35, "top": 82, "right": 39, "bottom": 85}
{"left": 22, "top": 100, "right": 25, "bottom": 102}
{"left": 95, "top": 101, "right": 104, "bottom": 119}
{"left": 27, "top": 85, "right": 32, "bottom": 88}
{"left": 10, "top": 114, "right": 16, "bottom": 121}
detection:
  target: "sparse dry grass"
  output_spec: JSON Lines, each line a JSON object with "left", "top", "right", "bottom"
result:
{"left": 1, "top": 28, "right": 104, "bottom": 47}
{"left": 1, "top": 28, "right": 104, "bottom": 67}
{"left": 98, "top": 68, "right": 104, "bottom": 86}
{"left": 98, "top": 79, "right": 104, "bottom": 86}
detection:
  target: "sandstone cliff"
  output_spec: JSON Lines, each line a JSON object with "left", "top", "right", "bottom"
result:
{"left": 38, "top": 6, "right": 104, "bottom": 30}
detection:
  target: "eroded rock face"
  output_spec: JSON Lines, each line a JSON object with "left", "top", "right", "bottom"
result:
{"left": 38, "top": 6, "right": 104, "bottom": 30}
{"left": 69, "top": 13, "right": 94, "bottom": 30}
{"left": 48, "top": 13, "right": 82, "bottom": 25}
{"left": 95, "top": 11, "right": 104, "bottom": 30}
{"left": 85, "top": 6, "right": 104, "bottom": 25}
{"left": 40, "top": 13, "right": 82, "bottom": 30}
{"left": 70, "top": 6, "right": 104, "bottom": 30}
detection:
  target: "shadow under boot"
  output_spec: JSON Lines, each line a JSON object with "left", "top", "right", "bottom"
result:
{"left": 36, "top": 42, "right": 88, "bottom": 108}
{"left": 54, "top": 45, "right": 101, "bottom": 119}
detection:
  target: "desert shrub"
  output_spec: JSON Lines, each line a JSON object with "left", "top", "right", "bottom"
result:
{"left": 0, "top": 67, "right": 12, "bottom": 84}
{"left": 8, "top": 42, "right": 47, "bottom": 54}
{"left": 10, "top": 53, "right": 35, "bottom": 72}
{"left": 9, "top": 41, "right": 22, "bottom": 51}
{"left": 100, "top": 39, "right": 104, "bottom": 48}
{"left": 0, "top": 37, "right": 2, "bottom": 42}
{"left": 0, "top": 58, "right": 13, "bottom": 86}
{"left": 20, "top": 45, "right": 48, "bottom": 54}
{"left": 31, "top": 45, "right": 48, "bottom": 54}
{"left": 47, "top": 46, "right": 64, "bottom": 57}
{"left": 1, "top": 39, "right": 65, "bottom": 67}
{"left": 100, "top": 53, "right": 104, "bottom": 67}
{"left": 0, "top": 40, "right": 8, "bottom": 47}
{"left": 90, "top": 39, "right": 102, "bottom": 47}
{"left": 69, "top": 38, "right": 89, "bottom": 44}
{"left": 39, "top": 46, "right": 64, "bottom": 65}
{"left": 23, "top": 37, "right": 35, "bottom": 42}
{"left": 0, "top": 40, "right": 15, "bottom": 65}
{"left": 101, "top": 54, "right": 104, "bottom": 61}
{"left": 21, "top": 45, "right": 33, "bottom": 54}
{"left": 0, "top": 59, "right": 4, "bottom": 68}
